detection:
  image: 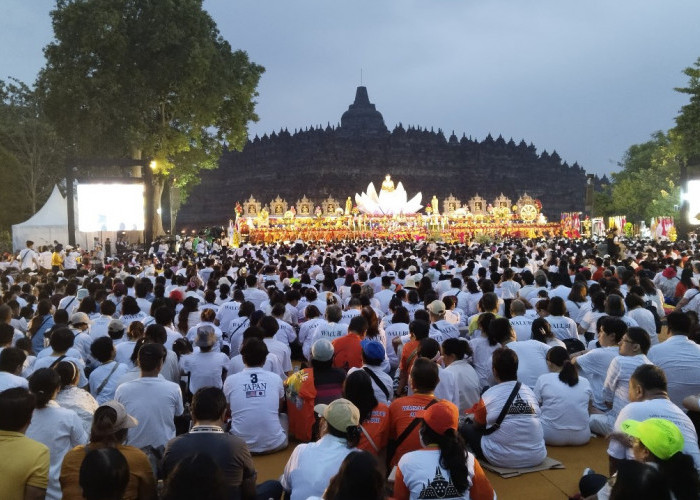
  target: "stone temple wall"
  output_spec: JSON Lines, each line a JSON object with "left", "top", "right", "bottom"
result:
{"left": 177, "top": 87, "right": 597, "bottom": 228}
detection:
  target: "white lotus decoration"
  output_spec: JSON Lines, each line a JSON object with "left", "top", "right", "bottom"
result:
{"left": 355, "top": 175, "right": 423, "bottom": 215}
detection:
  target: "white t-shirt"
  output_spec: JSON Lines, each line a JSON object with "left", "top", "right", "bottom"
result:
{"left": 281, "top": 434, "right": 357, "bottom": 500}
{"left": 215, "top": 301, "right": 241, "bottom": 334}
{"left": 26, "top": 401, "right": 88, "bottom": 500}
{"left": 578, "top": 310, "right": 606, "bottom": 334}
{"left": 311, "top": 321, "right": 348, "bottom": 344}
{"left": 469, "top": 336, "right": 500, "bottom": 389}
{"left": 647, "top": 335, "right": 700, "bottom": 408}
{"left": 575, "top": 346, "right": 619, "bottom": 411}
{"left": 226, "top": 353, "right": 284, "bottom": 379}
{"left": 397, "top": 448, "right": 478, "bottom": 500}
{"left": 228, "top": 317, "right": 250, "bottom": 356}
{"left": 607, "top": 398, "right": 700, "bottom": 472}
{"left": 603, "top": 354, "right": 653, "bottom": 420}
{"left": 179, "top": 350, "right": 230, "bottom": 393}
{"left": 224, "top": 367, "right": 286, "bottom": 453}
{"left": 627, "top": 307, "right": 659, "bottom": 345}
{"left": 89, "top": 360, "right": 129, "bottom": 405}
{"left": 545, "top": 315, "right": 579, "bottom": 341}
{"left": 273, "top": 318, "right": 297, "bottom": 346}
{"left": 565, "top": 300, "right": 591, "bottom": 325}
{"left": 300, "top": 318, "right": 324, "bottom": 360}
{"left": 384, "top": 322, "right": 410, "bottom": 368}
{"left": 509, "top": 316, "right": 534, "bottom": 341}
{"left": 444, "top": 359, "right": 481, "bottom": 412}
{"left": 429, "top": 320, "right": 460, "bottom": 344}
{"left": 504, "top": 340, "right": 551, "bottom": 388}
{"left": 339, "top": 308, "right": 361, "bottom": 325}
{"left": 480, "top": 381, "right": 546, "bottom": 468}
{"left": 534, "top": 372, "right": 592, "bottom": 432}
{"left": 0, "top": 371, "right": 29, "bottom": 391}
{"left": 115, "top": 376, "right": 184, "bottom": 449}
{"left": 264, "top": 338, "right": 292, "bottom": 373}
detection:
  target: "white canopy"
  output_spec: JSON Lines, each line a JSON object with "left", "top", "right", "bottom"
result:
{"left": 11, "top": 185, "right": 117, "bottom": 251}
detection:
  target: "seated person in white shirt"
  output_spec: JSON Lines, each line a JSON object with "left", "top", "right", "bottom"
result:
{"left": 347, "top": 340, "right": 393, "bottom": 405}
{"left": 416, "top": 338, "right": 460, "bottom": 408}
{"left": 441, "top": 338, "right": 480, "bottom": 413}
{"left": 226, "top": 326, "right": 285, "bottom": 379}
{"left": 223, "top": 337, "right": 287, "bottom": 454}
{"left": 88, "top": 337, "right": 128, "bottom": 405}
{"left": 179, "top": 326, "right": 230, "bottom": 394}
{"left": 259, "top": 315, "right": 293, "bottom": 375}
{"left": 0, "top": 347, "right": 29, "bottom": 391}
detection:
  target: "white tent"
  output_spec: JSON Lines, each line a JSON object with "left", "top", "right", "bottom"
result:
{"left": 11, "top": 185, "right": 117, "bottom": 251}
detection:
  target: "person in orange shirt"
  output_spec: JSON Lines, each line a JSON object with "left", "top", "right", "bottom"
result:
{"left": 394, "top": 399, "right": 495, "bottom": 500}
{"left": 387, "top": 358, "right": 440, "bottom": 468}
{"left": 332, "top": 316, "right": 367, "bottom": 372}
{"left": 395, "top": 320, "right": 430, "bottom": 397}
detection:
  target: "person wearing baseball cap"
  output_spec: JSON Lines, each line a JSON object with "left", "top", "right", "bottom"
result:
{"left": 59, "top": 401, "right": 157, "bottom": 499}
{"left": 582, "top": 418, "right": 699, "bottom": 500}
{"left": 347, "top": 339, "right": 393, "bottom": 405}
{"left": 281, "top": 398, "right": 361, "bottom": 500}
{"left": 394, "top": 400, "right": 495, "bottom": 500}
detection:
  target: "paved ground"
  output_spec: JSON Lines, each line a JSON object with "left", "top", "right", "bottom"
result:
{"left": 252, "top": 434, "right": 610, "bottom": 499}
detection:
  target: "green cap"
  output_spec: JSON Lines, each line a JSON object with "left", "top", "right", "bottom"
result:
{"left": 621, "top": 418, "right": 684, "bottom": 460}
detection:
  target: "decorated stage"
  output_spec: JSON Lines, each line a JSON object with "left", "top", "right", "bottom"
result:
{"left": 230, "top": 175, "right": 568, "bottom": 244}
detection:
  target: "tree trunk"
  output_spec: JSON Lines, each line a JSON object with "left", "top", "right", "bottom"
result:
{"left": 152, "top": 176, "right": 165, "bottom": 237}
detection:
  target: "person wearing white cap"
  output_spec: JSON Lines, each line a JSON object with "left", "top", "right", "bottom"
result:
{"left": 69, "top": 312, "right": 95, "bottom": 364}
{"left": 60, "top": 401, "right": 157, "bottom": 500}
{"left": 426, "top": 300, "right": 460, "bottom": 344}
{"left": 180, "top": 326, "right": 229, "bottom": 394}
{"left": 281, "top": 398, "right": 361, "bottom": 500}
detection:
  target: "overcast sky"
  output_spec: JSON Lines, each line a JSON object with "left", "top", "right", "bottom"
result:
{"left": 2, "top": 1, "right": 700, "bottom": 177}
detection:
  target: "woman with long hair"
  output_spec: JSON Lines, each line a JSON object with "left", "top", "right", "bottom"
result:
{"left": 534, "top": 346, "right": 592, "bottom": 445}
{"left": 28, "top": 299, "right": 54, "bottom": 354}
{"left": 531, "top": 317, "right": 566, "bottom": 348}
{"left": 394, "top": 400, "right": 494, "bottom": 500}
{"left": 27, "top": 368, "right": 88, "bottom": 500}
{"left": 321, "top": 451, "right": 387, "bottom": 500}
{"left": 177, "top": 296, "right": 200, "bottom": 335}
{"left": 577, "top": 291, "right": 607, "bottom": 342}
{"left": 60, "top": 401, "right": 157, "bottom": 500}
{"left": 119, "top": 296, "right": 147, "bottom": 329}
{"left": 565, "top": 281, "right": 590, "bottom": 325}
{"left": 343, "top": 370, "right": 389, "bottom": 457}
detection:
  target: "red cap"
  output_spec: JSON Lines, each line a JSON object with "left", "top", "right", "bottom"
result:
{"left": 416, "top": 400, "right": 459, "bottom": 435}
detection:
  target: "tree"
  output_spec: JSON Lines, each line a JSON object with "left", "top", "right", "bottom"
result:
{"left": 674, "top": 57, "right": 700, "bottom": 161}
{"left": 36, "top": 0, "right": 264, "bottom": 236}
{"left": 593, "top": 131, "right": 681, "bottom": 222}
{"left": 0, "top": 78, "right": 64, "bottom": 227}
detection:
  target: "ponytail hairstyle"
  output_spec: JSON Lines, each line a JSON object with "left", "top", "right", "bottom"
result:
{"left": 29, "top": 299, "right": 53, "bottom": 337}
{"left": 54, "top": 361, "right": 79, "bottom": 389}
{"left": 177, "top": 297, "right": 200, "bottom": 333}
{"left": 547, "top": 346, "right": 579, "bottom": 387}
{"left": 420, "top": 423, "right": 469, "bottom": 494}
{"left": 653, "top": 451, "right": 700, "bottom": 500}
{"left": 478, "top": 313, "right": 496, "bottom": 343}
{"left": 89, "top": 405, "right": 127, "bottom": 446}
{"left": 343, "top": 370, "right": 378, "bottom": 423}
{"left": 28, "top": 368, "right": 61, "bottom": 408}
{"left": 130, "top": 338, "right": 147, "bottom": 366}
{"left": 442, "top": 337, "right": 472, "bottom": 360}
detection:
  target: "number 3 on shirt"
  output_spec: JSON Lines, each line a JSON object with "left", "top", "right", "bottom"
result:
{"left": 250, "top": 373, "right": 258, "bottom": 384}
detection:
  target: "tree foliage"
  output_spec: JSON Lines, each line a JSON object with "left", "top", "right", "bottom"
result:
{"left": 674, "top": 57, "right": 700, "bottom": 161}
{"left": 36, "top": 0, "right": 264, "bottom": 233}
{"left": 0, "top": 78, "right": 64, "bottom": 230}
{"left": 593, "top": 131, "right": 680, "bottom": 221}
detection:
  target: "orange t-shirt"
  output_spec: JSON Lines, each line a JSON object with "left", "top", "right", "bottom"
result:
{"left": 388, "top": 393, "right": 436, "bottom": 467}
{"left": 399, "top": 339, "right": 419, "bottom": 375}
{"left": 358, "top": 403, "right": 390, "bottom": 454}
{"left": 332, "top": 334, "right": 363, "bottom": 371}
